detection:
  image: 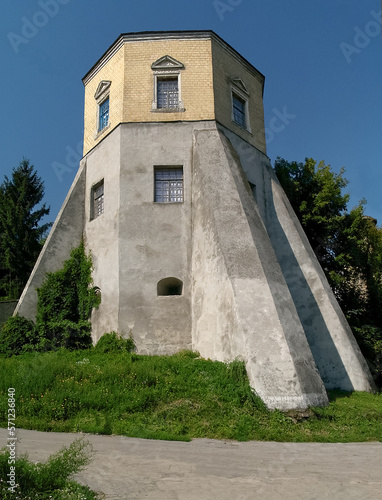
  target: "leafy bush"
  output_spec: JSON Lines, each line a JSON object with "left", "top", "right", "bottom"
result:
{"left": 353, "top": 325, "right": 382, "bottom": 386}
{"left": 0, "top": 243, "right": 100, "bottom": 356}
{"left": 0, "top": 315, "right": 41, "bottom": 357}
{"left": 36, "top": 242, "right": 99, "bottom": 350}
{"left": 0, "top": 438, "right": 98, "bottom": 499}
{"left": 39, "top": 319, "right": 93, "bottom": 351}
{"left": 94, "top": 331, "right": 135, "bottom": 353}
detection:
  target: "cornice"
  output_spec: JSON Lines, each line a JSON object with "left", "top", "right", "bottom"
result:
{"left": 82, "top": 30, "right": 265, "bottom": 88}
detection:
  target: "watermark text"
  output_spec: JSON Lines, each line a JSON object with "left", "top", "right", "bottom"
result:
{"left": 7, "top": 0, "right": 71, "bottom": 54}
{"left": 213, "top": 0, "right": 244, "bottom": 22}
{"left": 340, "top": 9, "right": 381, "bottom": 64}
{"left": 52, "top": 140, "right": 83, "bottom": 182}
{"left": 7, "top": 388, "right": 17, "bottom": 493}
{"left": 265, "top": 106, "right": 296, "bottom": 144}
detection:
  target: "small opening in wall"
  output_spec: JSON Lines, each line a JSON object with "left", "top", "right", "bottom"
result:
{"left": 157, "top": 277, "right": 183, "bottom": 296}
{"left": 249, "top": 181, "right": 257, "bottom": 201}
{"left": 93, "top": 286, "right": 101, "bottom": 305}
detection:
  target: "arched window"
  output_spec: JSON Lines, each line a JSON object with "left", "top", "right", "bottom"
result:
{"left": 157, "top": 277, "right": 183, "bottom": 296}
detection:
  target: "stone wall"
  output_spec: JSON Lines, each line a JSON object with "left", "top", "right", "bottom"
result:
{"left": 191, "top": 127, "right": 329, "bottom": 410}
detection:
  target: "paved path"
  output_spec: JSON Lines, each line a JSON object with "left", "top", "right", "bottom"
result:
{"left": 1, "top": 428, "right": 382, "bottom": 499}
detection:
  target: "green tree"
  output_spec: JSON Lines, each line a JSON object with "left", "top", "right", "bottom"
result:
{"left": 331, "top": 204, "right": 382, "bottom": 323}
{"left": 275, "top": 157, "right": 382, "bottom": 385}
{"left": 0, "top": 159, "right": 51, "bottom": 299}
{"left": 274, "top": 157, "right": 349, "bottom": 268}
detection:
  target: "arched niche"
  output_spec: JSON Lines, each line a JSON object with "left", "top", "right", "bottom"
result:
{"left": 157, "top": 277, "right": 183, "bottom": 296}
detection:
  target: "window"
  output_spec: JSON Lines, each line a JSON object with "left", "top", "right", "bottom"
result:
{"left": 99, "top": 98, "right": 109, "bottom": 131}
{"left": 91, "top": 180, "right": 104, "bottom": 219}
{"left": 232, "top": 93, "right": 246, "bottom": 128}
{"left": 94, "top": 81, "right": 111, "bottom": 136}
{"left": 157, "top": 277, "right": 183, "bottom": 296}
{"left": 154, "top": 167, "right": 183, "bottom": 203}
{"left": 229, "top": 78, "right": 251, "bottom": 133}
{"left": 151, "top": 55, "right": 185, "bottom": 112}
{"left": 157, "top": 77, "right": 179, "bottom": 109}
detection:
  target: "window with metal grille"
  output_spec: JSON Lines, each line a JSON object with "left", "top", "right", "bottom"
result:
{"left": 154, "top": 167, "right": 183, "bottom": 203}
{"left": 92, "top": 181, "right": 104, "bottom": 219}
{"left": 99, "top": 98, "right": 109, "bottom": 131}
{"left": 157, "top": 77, "right": 179, "bottom": 109}
{"left": 232, "top": 93, "right": 246, "bottom": 128}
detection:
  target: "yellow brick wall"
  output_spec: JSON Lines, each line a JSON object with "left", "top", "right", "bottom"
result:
{"left": 83, "top": 45, "right": 125, "bottom": 155}
{"left": 82, "top": 35, "right": 266, "bottom": 156}
{"left": 83, "top": 39, "right": 215, "bottom": 155}
{"left": 211, "top": 39, "right": 266, "bottom": 154}
{"left": 123, "top": 39, "right": 215, "bottom": 123}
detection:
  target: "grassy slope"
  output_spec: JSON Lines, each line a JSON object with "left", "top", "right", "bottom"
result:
{"left": 0, "top": 349, "right": 381, "bottom": 442}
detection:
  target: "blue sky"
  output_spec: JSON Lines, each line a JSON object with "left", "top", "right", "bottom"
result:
{"left": 1, "top": 0, "right": 381, "bottom": 225}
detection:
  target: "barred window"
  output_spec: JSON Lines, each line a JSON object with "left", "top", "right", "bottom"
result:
{"left": 99, "top": 98, "right": 109, "bottom": 131}
{"left": 157, "top": 77, "right": 179, "bottom": 109}
{"left": 154, "top": 167, "right": 183, "bottom": 203}
{"left": 91, "top": 181, "right": 104, "bottom": 219}
{"left": 232, "top": 93, "right": 246, "bottom": 128}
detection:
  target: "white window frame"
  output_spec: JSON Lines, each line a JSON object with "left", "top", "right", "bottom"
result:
{"left": 230, "top": 84, "right": 251, "bottom": 133}
{"left": 94, "top": 81, "right": 111, "bottom": 137}
{"left": 98, "top": 97, "right": 109, "bottom": 132}
{"left": 90, "top": 179, "right": 104, "bottom": 220}
{"left": 152, "top": 71, "right": 184, "bottom": 112}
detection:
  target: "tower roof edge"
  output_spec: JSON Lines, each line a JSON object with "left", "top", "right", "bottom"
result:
{"left": 81, "top": 30, "right": 265, "bottom": 89}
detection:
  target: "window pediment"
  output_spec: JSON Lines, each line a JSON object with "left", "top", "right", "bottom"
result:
{"left": 230, "top": 77, "right": 249, "bottom": 96}
{"left": 151, "top": 55, "right": 185, "bottom": 70}
{"left": 94, "top": 80, "right": 111, "bottom": 100}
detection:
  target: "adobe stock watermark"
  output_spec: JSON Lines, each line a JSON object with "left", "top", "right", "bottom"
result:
{"left": 52, "top": 140, "right": 83, "bottom": 183}
{"left": 340, "top": 9, "right": 381, "bottom": 64}
{"left": 265, "top": 106, "right": 296, "bottom": 145}
{"left": 213, "top": 0, "right": 245, "bottom": 22}
{"left": 7, "top": 388, "right": 17, "bottom": 494}
{"left": 7, "top": 0, "right": 71, "bottom": 55}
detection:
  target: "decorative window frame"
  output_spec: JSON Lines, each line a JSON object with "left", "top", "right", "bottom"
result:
{"left": 151, "top": 56, "right": 185, "bottom": 113}
{"left": 94, "top": 80, "right": 111, "bottom": 137}
{"left": 230, "top": 78, "right": 251, "bottom": 133}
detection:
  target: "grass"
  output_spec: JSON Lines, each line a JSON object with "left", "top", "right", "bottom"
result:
{"left": 0, "top": 348, "right": 381, "bottom": 442}
{"left": 0, "top": 438, "right": 99, "bottom": 499}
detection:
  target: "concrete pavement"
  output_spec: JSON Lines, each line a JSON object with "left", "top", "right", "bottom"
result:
{"left": 1, "top": 428, "right": 381, "bottom": 499}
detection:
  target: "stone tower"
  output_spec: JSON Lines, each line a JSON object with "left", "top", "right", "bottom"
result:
{"left": 16, "top": 31, "right": 375, "bottom": 410}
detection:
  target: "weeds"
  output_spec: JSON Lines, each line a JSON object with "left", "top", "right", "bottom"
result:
{"left": 0, "top": 349, "right": 381, "bottom": 442}
{"left": 0, "top": 438, "right": 99, "bottom": 499}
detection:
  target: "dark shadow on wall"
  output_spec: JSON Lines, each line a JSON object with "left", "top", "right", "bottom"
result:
{"left": 262, "top": 172, "right": 354, "bottom": 392}
{"left": 221, "top": 132, "right": 353, "bottom": 393}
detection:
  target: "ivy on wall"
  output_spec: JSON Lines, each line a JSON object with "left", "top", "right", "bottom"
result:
{"left": 35, "top": 242, "right": 100, "bottom": 350}
{"left": 1, "top": 242, "right": 100, "bottom": 354}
